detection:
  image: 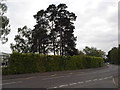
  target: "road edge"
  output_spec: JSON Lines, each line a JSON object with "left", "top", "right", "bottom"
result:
{"left": 2, "top": 65, "right": 108, "bottom": 80}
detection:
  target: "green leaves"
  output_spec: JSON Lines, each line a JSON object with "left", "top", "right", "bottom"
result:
{"left": 83, "top": 46, "right": 106, "bottom": 58}
{"left": 107, "top": 46, "right": 119, "bottom": 65}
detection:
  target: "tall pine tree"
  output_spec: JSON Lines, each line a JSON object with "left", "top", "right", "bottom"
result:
{"left": 32, "top": 10, "right": 49, "bottom": 54}
{"left": 52, "top": 4, "right": 77, "bottom": 55}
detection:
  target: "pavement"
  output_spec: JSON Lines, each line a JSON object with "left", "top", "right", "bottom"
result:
{"left": 1, "top": 64, "right": 119, "bottom": 89}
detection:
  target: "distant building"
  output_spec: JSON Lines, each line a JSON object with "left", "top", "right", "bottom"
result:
{"left": 0, "top": 52, "right": 10, "bottom": 67}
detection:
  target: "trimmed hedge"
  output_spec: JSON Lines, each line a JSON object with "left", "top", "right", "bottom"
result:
{"left": 2, "top": 52, "right": 104, "bottom": 75}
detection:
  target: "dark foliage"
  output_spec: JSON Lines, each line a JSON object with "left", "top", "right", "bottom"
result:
{"left": 107, "top": 45, "right": 120, "bottom": 65}
{"left": 32, "top": 3, "right": 78, "bottom": 56}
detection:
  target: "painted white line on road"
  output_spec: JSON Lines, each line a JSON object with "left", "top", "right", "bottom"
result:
{"left": 77, "top": 81, "right": 84, "bottom": 84}
{"left": 112, "top": 77, "right": 118, "bottom": 87}
{"left": 112, "top": 78, "right": 116, "bottom": 85}
{"left": 103, "top": 76, "right": 112, "bottom": 80}
{"left": 108, "top": 76, "right": 113, "bottom": 78}
{"left": 2, "top": 81, "right": 22, "bottom": 85}
{"left": 99, "top": 78, "right": 103, "bottom": 80}
{"left": 104, "top": 77, "right": 108, "bottom": 79}
{"left": 69, "top": 83, "right": 77, "bottom": 85}
{"left": 25, "top": 77, "right": 35, "bottom": 80}
{"left": 53, "top": 86, "right": 58, "bottom": 88}
{"left": 51, "top": 74, "right": 56, "bottom": 76}
{"left": 85, "top": 80, "right": 92, "bottom": 83}
{"left": 42, "top": 75, "right": 70, "bottom": 80}
{"left": 48, "top": 75, "right": 114, "bottom": 89}
{"left": 59, "top": 84, "right": 68, "bottom": 87}
{"left": 49, "top": 86, "right": 58, "bottom": 89}
{"left": 93, "top": 79, "right": 98, "bottom": 81}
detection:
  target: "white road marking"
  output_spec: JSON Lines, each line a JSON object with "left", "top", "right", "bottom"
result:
{"left": 108, "top": 76, "right": 113, "bottom": 78}
{"left": 77, "top": 81, "right": 84, "bottom": 84}
{"left": 48, "top": 76, "right": 113, "bottom": 88}
{"left": 25, "top": 77, "right": 35, "bottom": 79}
{"left": 69, "top": 83, "right": 77, "bottom": 85}
{"left": 104, "top": 77, "right": 108, "bottom": 79}
{"left": 112, "top": 77, "right": 118, "bottom": 87}
{"left": 42, "top": 75, "right": 70, "bottom": 80}
{"left": 2, "top": 81, "right": 22, "bottom": 85}
{"left": 85, "top": 80, "right": 92, "bottom": 83}
{"left": 104, "top": 76, "right": 112, "bottom": 79}
{"left": 59, "top": 84, "right": 68, "bottom": 87}
{"left": 99, "top": 78, "right": 103, "bottom": 80}
{"left": 93, "top": 79, "right": 98, "bottom": 81}
{"left": 51, "top": 74, "right": 56, "bottom": 76}
{"left": 53, "top": 87, "right": 58, "bottom": 88}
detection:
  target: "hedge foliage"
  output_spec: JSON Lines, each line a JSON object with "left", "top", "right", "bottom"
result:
{"left": 2, "top": 52, "right": 104, "bottom": 75}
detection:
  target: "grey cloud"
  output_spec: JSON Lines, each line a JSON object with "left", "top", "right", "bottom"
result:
{"left": 0, "top": 0, "right": 118, "bottom": 53}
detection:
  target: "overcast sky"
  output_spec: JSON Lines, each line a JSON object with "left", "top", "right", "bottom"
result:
{"left": 0, "top": 0, "right": 118, "bottom": 54}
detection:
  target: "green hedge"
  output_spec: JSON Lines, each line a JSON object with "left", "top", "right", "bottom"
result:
{"left": 2, "top": 52, "right": 104, "bottom": 75}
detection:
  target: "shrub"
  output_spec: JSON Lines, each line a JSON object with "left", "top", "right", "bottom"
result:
{"left": 2, "top": 52, "right": 104, "bottom": 75}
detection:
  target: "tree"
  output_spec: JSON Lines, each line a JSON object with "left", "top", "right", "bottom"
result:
{"left": 32, "top": 3, "right": 77, "bottom": 56}
{"left": 0, "top": 2, "right": 10, "bottom": 44}
{"left": 32, "top": 10, "right": 49, "bottom": 54}
{"left": 11, "top": 26, "right": 32, "bottom": 53}
{"left": 47, "top": 4, "right": 77, "bottom": 55}
{"left": 56, "top": 4, "right": 77, "bottom": 56}
{"left": 107, "top": 46, "right": 119, "bottom": 64}
{"left": 83, "top": 46, "right": 105, "bottom": 58}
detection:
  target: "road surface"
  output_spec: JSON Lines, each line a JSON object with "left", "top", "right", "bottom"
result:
{"left": 2, "top": 64, "right": 118, "bottom": 89}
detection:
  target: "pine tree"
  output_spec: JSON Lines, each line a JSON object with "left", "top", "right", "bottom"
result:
{"left": 32, "top": 10, "right": 49, "bottom": 54}
{"left": 54, "top": 4, "right": 77, "bottom": 55}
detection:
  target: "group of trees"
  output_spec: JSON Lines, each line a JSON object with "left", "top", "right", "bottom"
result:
{"left": 83, "top": 46, "right": 106, "bottom": 58}
{"left": 2, "top": 2, "right": 118, "bottom": 64}
{"left": 0, "top": 2, "right": 107, "bottom": 57}
{"left": 0, "top": 1, "right": 10, "bottom": 44}
{"left": 11, "top": 4, "right": 78, "bottom": 56}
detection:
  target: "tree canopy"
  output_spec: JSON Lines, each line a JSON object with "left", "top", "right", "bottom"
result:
{"left": 83, "top": 46, "right": 106, "bottom": 58}
{"left": 11, "top": 26, "right": 32, "bottom": 53}
{"left": 107, "top": 46, "right": 120, "bottom": 65}
{"left": 31, "top": 3, "right": 78, "bottom": 56}
{"left": 0, "top": 2, "right": 10, "bottom": 44}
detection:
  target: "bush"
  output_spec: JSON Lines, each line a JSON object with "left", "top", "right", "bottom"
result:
{"left": 2, "top": 52, "right": 104, "bottom": 75}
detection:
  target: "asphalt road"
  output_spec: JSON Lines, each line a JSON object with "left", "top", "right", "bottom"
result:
{"left": 2, "top": 64, "right": 118, "bottom": 89}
